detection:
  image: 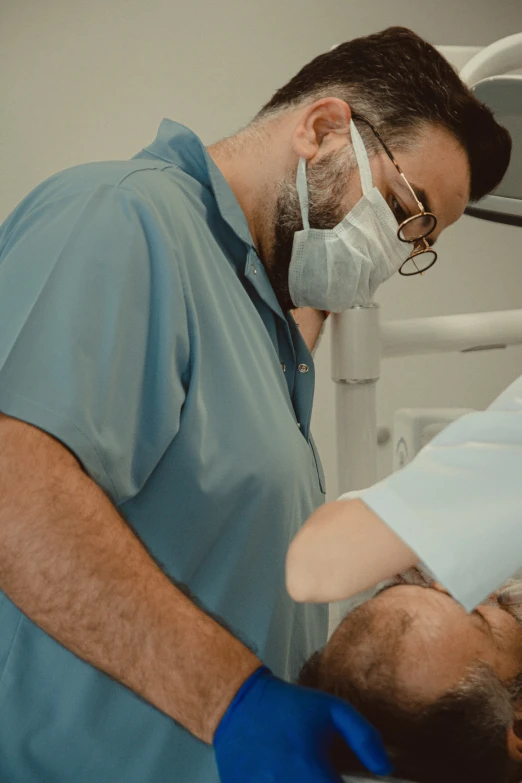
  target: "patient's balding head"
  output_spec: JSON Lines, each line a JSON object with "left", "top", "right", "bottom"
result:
{"left": 299, "top": 583, "right": 522, "bottom": 783}
{"left": 323, "top": 582, "right": 522, "bottom": 704}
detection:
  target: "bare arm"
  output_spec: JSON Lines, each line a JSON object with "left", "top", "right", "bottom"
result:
{"left": 286, "top": 498, "right": 417, "bottom": 603}
{"left": 0, "top": 413, "right": 260, "bottom": 743}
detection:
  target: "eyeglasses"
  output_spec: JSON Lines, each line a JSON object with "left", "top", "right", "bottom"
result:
{"left": 351, "top": 112, "right": 438, "bottom": 276}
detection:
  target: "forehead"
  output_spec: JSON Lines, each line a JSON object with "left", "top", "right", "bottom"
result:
{"left": 375, "top": 583, "right": 463, "bottom": 630}
{"left": 374, "top": 586, "right": 489, "bottom": 658}
{"left": 372, "top": 586, "right": 493, "bottom": 698}
{"left": 397, "top": 125, "right": 470, "bottom": 230}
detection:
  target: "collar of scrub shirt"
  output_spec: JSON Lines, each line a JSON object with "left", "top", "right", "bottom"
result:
{"left": 134, "top": 118, "right": 317, "bottom": 440}
{"left": 141, "top": 119, "right": 254, "bottom": 247}
{"left": 134, "top": 118, "right": 286, "bottom": 320}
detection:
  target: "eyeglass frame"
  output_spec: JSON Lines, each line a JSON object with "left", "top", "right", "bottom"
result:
{"left": 351, "top": 112, "right": 438, "bottom": 276}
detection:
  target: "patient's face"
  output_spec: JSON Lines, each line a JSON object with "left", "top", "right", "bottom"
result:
{"left": 356, "top": 581, "right": 522, "bottom": 701}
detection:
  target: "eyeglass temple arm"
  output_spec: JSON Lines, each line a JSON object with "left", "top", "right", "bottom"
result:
{"left": 351, "top": 112, "right": 426, "bottom": 214}
{"left": 399, "top": 173, "right": 425, "bottom": 215}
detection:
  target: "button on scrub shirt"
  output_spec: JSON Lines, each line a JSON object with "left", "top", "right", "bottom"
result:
{"left": 0, "top": 120, "right": 327, "bottom": 783}
{"left": 356, "top": 373, "right": 522, "bottom": 612}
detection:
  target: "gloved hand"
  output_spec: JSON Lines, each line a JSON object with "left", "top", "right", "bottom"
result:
{"left": 214, "top": 666, "right": 392, "bottom": 782}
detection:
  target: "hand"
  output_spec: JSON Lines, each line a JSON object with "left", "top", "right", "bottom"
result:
{"left": 214, "top": 666, "right": 392, "bottom": 782}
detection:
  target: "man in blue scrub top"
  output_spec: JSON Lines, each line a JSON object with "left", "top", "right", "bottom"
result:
{"left": 0, "top": 27, "right": 511, "bottom": 783}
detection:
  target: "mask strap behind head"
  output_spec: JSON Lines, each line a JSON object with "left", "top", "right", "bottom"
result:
{"left": 349, "top": 120, "right": 373, "bottom": 196}
{"left": 296, "top": 158, "right": 310, "bottom": 230}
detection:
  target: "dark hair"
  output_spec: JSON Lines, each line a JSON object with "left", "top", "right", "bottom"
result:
{"left": 258, "top": 27, "right": 511, "bottom": 203}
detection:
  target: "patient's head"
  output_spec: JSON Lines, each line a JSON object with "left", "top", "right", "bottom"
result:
{"left": 299, "top": 579, "right": 522, "bottom": 783}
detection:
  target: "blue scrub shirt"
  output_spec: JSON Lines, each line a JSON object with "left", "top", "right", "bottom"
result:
{"left": 0, "top": 119, "right": 328, "bottom": 782}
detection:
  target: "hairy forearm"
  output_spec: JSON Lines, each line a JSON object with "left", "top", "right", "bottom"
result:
{"left": 286, "top": 499, "right": 417, "bottom": 603}
{"left": 0, "top": 414, "right": 260, "bottom": 743}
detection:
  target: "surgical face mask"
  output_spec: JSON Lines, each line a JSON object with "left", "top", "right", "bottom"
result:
{"left": 288, "top": 120, "right": 410, "bottom": 312}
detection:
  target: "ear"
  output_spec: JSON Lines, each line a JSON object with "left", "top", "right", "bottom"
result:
{"left": 507, "top": 716, "right": 522, "bottom": 762}
{"left": 291, "top": 98, "right": 352, "bottom": 162}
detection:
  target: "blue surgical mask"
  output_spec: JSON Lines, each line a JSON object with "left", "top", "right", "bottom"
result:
{"left": 288, "top": 120, "right": 409, "bottom": 312}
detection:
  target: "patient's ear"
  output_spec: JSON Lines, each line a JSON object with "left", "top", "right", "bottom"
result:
{"left": 507, "top": 715, "right": 522, "bottom": 761}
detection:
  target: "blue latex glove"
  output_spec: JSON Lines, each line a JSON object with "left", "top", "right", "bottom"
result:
{"left": 214, "top": 666, "right": 392, "bottom": 781}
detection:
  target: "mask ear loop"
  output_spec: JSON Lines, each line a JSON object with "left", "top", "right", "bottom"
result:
{"left": 296, "top": 158, "right": 310, "bottom": 230}
{"left": 349, "top": 120, "right": 374, "bottom": 196}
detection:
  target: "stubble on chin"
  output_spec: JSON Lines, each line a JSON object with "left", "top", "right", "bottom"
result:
{"left": 253, "top": 149, "right": 353, "bottom": 314}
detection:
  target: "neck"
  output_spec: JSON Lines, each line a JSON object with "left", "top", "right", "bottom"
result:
{"left": 207, "top": 118, "right": 292, "bottom": 254}
{"left": 207, "top": 120, "right": 328, "bottom": 338}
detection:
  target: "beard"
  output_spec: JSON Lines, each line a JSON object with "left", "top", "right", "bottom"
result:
{"left": 261, "top": 146, "right": 355, "bottom": 313}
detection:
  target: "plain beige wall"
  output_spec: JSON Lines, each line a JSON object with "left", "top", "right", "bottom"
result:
{"left": 1, "top": 0, "right": 522, "bottom": 501}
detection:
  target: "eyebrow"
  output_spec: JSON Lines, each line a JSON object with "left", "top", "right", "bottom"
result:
{"left": 398, "top": 181, "right": 433, "bottom": 216}
{"left": 411, "top": 185, "right": 432, "bottom": 215}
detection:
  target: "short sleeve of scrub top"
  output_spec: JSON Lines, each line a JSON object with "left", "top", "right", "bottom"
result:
{"left": 347, "top": 374, "right": 522, "bottom": 611}
{"left": 0, "top": 183, "right": 189, "bottom": 504}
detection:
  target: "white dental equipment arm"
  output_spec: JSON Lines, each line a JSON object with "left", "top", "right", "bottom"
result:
{"left": 381, "top": 309, "right": 522, "bottom": 358}
{"left": 332, "top": 307, "right": 522, "bottom": 495}
{"left": 332, "top": 33, "right": 522, "bottom": 497}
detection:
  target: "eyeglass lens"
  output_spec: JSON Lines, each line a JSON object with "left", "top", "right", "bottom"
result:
{"left": 399, "top": 213, "right": 437, "bottom": 243}
{"left": 399, "top": 250, "right": 437, "bottom": 276}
